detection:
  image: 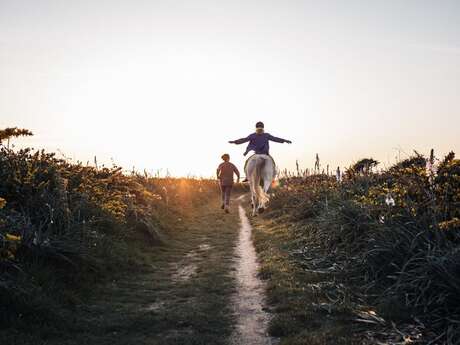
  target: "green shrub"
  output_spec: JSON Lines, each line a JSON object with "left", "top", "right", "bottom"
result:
{"left": 266, "top": 151, "right": 460, "bottom": 343}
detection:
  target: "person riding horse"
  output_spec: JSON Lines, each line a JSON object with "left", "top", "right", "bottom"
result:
{"left": 228, "top": 121, "right": 291, "bottom": 182}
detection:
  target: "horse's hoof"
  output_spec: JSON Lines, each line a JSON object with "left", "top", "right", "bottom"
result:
{"left": 258, "top": 207, "right": 265, "bottom": 214}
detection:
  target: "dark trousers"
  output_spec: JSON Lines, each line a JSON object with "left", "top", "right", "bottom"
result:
{"left": 220, "top": 185, "right": 233, "bottom": 206}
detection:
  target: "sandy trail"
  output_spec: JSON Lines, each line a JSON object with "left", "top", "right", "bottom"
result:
{"left": 230, "top": 203, "right": 278, "bottom": 345}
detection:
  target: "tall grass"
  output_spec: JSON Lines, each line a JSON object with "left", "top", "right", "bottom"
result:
{"left": 267, "top": 152, "right": 460, "bottom": 344}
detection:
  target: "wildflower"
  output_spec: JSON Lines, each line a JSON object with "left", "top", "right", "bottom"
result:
{"left": 152, "top": 193, "right": 162, "bottom": 200}
{"left": 438, "top": 218, "right": 460, "bottom": 230}
{"left": 385, "top": 193, "right": 395, "bottom": 207}
{"left": 379, "top": 215, "right": 385, "bottom": 224}
{"left": 425, "top": 160, "right": 433, "bottom": 175}
{"left": 6, "top": 233, "right": 21, "bottom": 242}
{"left": 336, "top": 167, "right": 341, "bottom": 182}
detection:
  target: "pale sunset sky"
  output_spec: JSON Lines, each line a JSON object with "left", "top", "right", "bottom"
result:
{"left": 1, "top": 0, "right": 459, "bottom": 176}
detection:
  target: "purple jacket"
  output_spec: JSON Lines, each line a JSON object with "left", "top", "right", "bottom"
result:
{"left": 232, "top": 133, "right": 289, "bottom": 156}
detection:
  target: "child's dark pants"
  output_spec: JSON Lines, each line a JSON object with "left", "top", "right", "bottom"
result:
{"left": 220, "top": 185, "right": 233, "bottom": 206}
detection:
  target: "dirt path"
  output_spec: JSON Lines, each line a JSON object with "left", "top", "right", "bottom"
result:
{"left": 230, "top": 204, "right": 278, "bottom": 345}
{"left": 39, "top": 198, "right": 274, "bottom": 345}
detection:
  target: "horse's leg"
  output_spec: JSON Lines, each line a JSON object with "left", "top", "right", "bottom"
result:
{"left": 251, "top": 175, "right": 260, "bottom": 217}
{"left": 260, "top": 180, "right": 271, "bottom": 212}
{"left": 263, "top": 178, "right": 272, "bottom": 198}
{"left": 251, "top": 191, "right": 258, "bottom": 216}
{"left": 257, "top": 185, "right": 266, "bottom": 213}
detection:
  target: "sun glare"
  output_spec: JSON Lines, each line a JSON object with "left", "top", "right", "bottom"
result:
{"left": 2, "top": 1, "right": 460, "bottom": 176}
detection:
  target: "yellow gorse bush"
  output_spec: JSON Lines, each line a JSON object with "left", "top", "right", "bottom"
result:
{"left": 438, "top": 218, "right": 460, "bottom": 231}
{"left": 5, "top": 233, "right": 21, "bottom": 241}
{"left": 1, "top": 233, "right": 21, "bottom": 261}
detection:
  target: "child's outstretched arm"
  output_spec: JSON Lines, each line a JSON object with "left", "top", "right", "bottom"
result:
{"left": 229, "top": 135, "right": 251, "bottom": 145}
{"left": 267, "top": 134, "right": 292, "bottom": 144}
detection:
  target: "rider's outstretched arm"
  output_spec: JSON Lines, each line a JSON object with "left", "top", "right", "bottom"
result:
{"left": 229, "top": 136, "right": 251, "bottom": 144}
{"left": 268, "top": 134, "right": 292, "bottom": 144}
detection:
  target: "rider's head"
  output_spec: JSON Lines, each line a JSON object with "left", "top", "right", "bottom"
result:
{"left": 221, "top": 153, "right": 230, "bottom": 162}
{"left": 255, "top": 121, "right": 264, "bottom": 134}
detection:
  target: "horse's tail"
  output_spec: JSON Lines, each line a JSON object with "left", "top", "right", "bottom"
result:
{"left": 255, "top": 156, "right": 269, "bottom": 204}
{"left": 255, "top": 155, "right": 265, "bottom": 179}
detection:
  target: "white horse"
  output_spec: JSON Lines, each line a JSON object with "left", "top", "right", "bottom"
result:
{"left": 245, "top": 154, "right": 276, "bottom": 216}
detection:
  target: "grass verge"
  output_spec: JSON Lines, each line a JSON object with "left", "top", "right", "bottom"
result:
{"left": 2, "top": 199, "right": 241, "bottom": 345}
{"left": 252, "top": 215, "right": 360, "bottom": 345}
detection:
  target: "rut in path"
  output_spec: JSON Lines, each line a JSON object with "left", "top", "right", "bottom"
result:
{"left": 230, "top": 204, "right": 278, "bottom": 345}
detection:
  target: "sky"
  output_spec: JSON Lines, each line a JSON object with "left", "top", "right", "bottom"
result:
{"left": 1, "top": 0, "right": 459, "bottom": 176}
